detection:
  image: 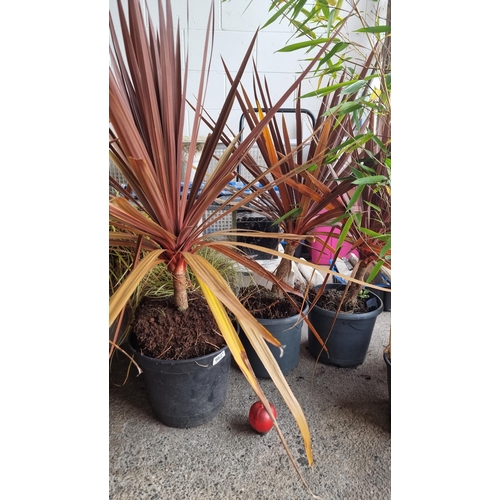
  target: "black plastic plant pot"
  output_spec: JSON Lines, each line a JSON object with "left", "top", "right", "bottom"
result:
{"left": 293, "top": 240, "right": 306, "bottom": 258}
{"left": 236, "top": 211, "right": 280, "bottom": 259}
{"left": 371, "top": 270, "right": 391, "bottom": 312}
{"left": 128, "top": 340, "right": 232, "bottom": 428}
{"left": 307, "top": 283, "right": 383, "bottom": 368}
{"left": 383, "top": 288, "right": 391, "bottom": 312}
{"left": 239, "top": 303, "right": 309, "bottom": 378}
{"left": 371, "top": 284, "right": 391, "bottom": 312}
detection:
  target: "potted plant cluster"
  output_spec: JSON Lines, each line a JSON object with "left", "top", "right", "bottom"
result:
{"left": 210, "top": 61, "right": 375, "bottom": 377}
{"left": 110, "top": 0, "right": 391, "bottom": 494}
{"left": 108, "top": 0, "right": 372, "bottom": 488}
{"left": 258, "top": 0, "right": 391, "bottom": 369}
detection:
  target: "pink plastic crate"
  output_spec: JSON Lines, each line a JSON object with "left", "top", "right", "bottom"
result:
{"left": 310, "top": 226, "right": 357, "bottom": 265}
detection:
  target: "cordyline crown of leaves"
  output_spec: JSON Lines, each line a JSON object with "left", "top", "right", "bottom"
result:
{"left": 212, "top": 62, "right": 374, "bottom": 295}
{"left": 108, "top": 0, "right": 363, "bottom": 488}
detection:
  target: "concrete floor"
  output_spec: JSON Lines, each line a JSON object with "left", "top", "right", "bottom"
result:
{"left": 109, "top": 311, "right": 391, "bottom": 500}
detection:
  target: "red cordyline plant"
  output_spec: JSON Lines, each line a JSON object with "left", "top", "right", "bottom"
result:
{"left": 215, "top": 60, "right": 379, "bottom": 296}
{"left": 108, "top": 0, "right": 355, "bottom": 487}
{"left": 244, "top": 0, "right": 392, "bottom": 310}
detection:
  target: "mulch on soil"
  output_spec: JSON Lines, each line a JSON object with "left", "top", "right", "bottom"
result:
{"left": 237, "top": 285, "right": 306, "bottom": 320}
{"left": 131, "top": 294, "right": 226, "bottom": 360}
{"left": 308, "top": 287, "right": 368, "bottom": 314}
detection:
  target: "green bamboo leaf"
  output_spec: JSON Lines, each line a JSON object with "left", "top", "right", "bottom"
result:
{"left": 293, "top": 0, "right": 308, "bottom": 18}
{"left": 351, "top": 168, "right": 365, "bottom": 180}
{"left": 290, "top": 19, "right": 317, "bottom": 39}
{"left": 358, "top": 162, "right": 377, "bottom": 174}
{"left": 352, "top": 175, "right": 388, "bottom": 186}
{"left": 290, "top": 6, "right": 320, "bottom": 36}
{"left": 346, "top": 184, "right": 364, "bottom": 211}
{"left": 379, "top": 239, "right": 391, "bottom": 258}
{"left": 366, "top": 260, "right": 385, "bottom": 283}
{"left": 262, "top": 0, "right": 296, "bottom": 29}
{"left": 277, "top": 38, "right": 330, "bottom": 53}
{"left": 336, "top": 214, "right": 354, "bottom": 249}
{"left": 326, "top": 1, "right": 346, "bottom": 36}
{"left": 323, "top": 101, "right": 363, "bottom": 116}
{"left": 326, "top": 6, "right": 335, "bottom": 35}
{"left": 327, "top": 143, "right": 356, "bottom": 161}
{"left": 327, "top": 132, "right": 374, "bottom": 158}
{"left": 355, "top": 26, "right": 391, "bottom": 34}
{"left": 273, "top": 206, "right": 302, "bottom": 225}
{"left": 339, "top": 80, "right": 366, "bottom": 95}
{"left": 359, "top": 227, "right": 382, "bottom": 237}
{"left": 370, "top": 233, "right": 391, "bottom": 243}
{"left": 316, "top": 59, "right": 344, "bottom": 74}
{"left": 319, "top": 41, "right": 350, "bottom": 65}
{"left": 300, "top": 80, "right": 354, "bottom": 98}
{"left": 371, "top": 134, "right": 389, "bottom": 153}
{"left": 342, "top": 74, "right": 380, "bottom": 96}
{"left": 365, "top": 200, "right": 381, "bottom": 212}
{"left": 331, "top": 0, "right": 345, "bottom": 26}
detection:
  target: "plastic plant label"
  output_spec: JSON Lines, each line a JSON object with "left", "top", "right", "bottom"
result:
{"left": 213, "top": 350, "right": 226, "bottom": 366}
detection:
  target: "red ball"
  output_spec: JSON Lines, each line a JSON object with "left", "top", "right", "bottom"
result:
{"left": 248, "top": 401, "right": 277, "bottom": 434}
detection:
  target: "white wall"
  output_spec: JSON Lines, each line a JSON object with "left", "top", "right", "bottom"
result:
{"left": 109, "top": 0, "right": 387, "bottom": 139}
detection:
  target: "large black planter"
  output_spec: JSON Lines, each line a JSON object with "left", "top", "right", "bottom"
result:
{"left": 129, "top": 339, "right": 232, "bottom": 428}
{"left": 370, "top": 271, "right": 391, "bottom": 312}
{"left": 239, "top": 303, "right": 309, "bottom": 378}
{"left": 308, "top": 283, "right": 383, "bottom": 367}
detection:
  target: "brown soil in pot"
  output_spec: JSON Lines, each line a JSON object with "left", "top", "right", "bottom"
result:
{"left": 238, "top": 285, "right": 306, "bottom": 320}
{"left": 308, "top": 287, "right": 368, "bottom": 314}
{"left": 130, "top": 294, "right": 226, "bottom": 360}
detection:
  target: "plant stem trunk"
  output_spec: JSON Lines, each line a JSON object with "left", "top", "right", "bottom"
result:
{"left": 271, "top": 241, "right": 298, "bottom": 296}
{"left": 173, "top": 272, "right": 189, "bottom": 310}
{"left": 344, "top": 260, "right": 369, "bottom": 308}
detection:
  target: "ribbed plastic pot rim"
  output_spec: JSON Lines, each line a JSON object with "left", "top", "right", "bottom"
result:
{"left": 310, "top": 285, "right": 383, "bottom": 320}
{"left": 128, "top": 339, "right": 230, "bottom": 366}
